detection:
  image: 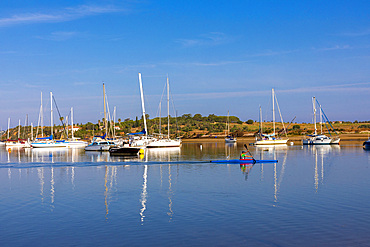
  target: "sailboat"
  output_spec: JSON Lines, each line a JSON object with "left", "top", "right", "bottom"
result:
{"left": 255, "top": 89, "right": 288, "bottom": 145}
{"left": 65, "top": 107, "right": 88, "bottom": 148}
{"left": 85, "top": 84, "right": 116, "bottom": 151}
{"left": 31, "top": 92, "right": 68, "bottom": 148}
{"left": 147, "top": 75, "right": 181, "bottom": 148}
{"left": 302, "top": 97, "right": 340, "bottom": 145}
{"left": 225, "top": 111, "right": 237, "bottom": 143}
{"left": 127, "top": 73, "right": 152, "bottom": 147}
{"left": 5, "top": 118, "right": 29, "bottom": 147}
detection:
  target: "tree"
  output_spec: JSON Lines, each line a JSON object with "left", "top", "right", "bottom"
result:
{"left": 246, "top": 119, "right": 254, "bottom": 124}
{"left": 193, "top": 114, "right": 203, "bottom": 121}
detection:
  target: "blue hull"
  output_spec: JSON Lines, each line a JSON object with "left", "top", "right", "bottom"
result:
{"left": 210, "top": 159, "right": 278, "bottom": 164}
{"left": 364, "top": 141, "right": 370, "bottom": 150}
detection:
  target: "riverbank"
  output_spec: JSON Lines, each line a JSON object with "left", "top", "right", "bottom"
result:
{"left": 181, "top": 133, "right": 369, "bottom": 145}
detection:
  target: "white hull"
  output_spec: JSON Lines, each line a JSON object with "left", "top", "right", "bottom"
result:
{"left": 5, "top": 142, "right": 28, "bottom": 147}
{"left": 255, "top": 139, "right": 288, "bottom": 145}
{"left": 302, "top": 135, "right": 340, "bottom": 145}
{"left": 225, "top": 138, "right": 237, "bottom": 143}
{"left": 66, "top": 141, "right": 88, "bottom": 148}
{"left": 146, "top": 139, "right": 181, "bottom": 148}
{"left": 85, "top": 143, "right": 113, "bottom": 151}
{"left": 31, "top": 141, "right": 68, "bottom": 148}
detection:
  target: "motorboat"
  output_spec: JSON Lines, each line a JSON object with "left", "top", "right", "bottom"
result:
{"left": 85, "top": 135, "right": 116, "bottom": 151}
{"left": 109, "top": 144, "right": 144, "bottom": 156}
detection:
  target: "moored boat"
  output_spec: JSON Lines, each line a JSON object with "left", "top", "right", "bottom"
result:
{"left": 146, "top": 138, "right": 181, "bottom": 148}
{"left": 363, "top": 138, "right": 370, "bottom": 150}
{"left": 109, "top": 145, "right": 144, "bottom": 156}
{"left": 302, "top": 97, "right": 340, "bottom": 145}
{"left": 85, "top": 135, "right": 116, "bottom": 151}
{"left": 255, "top": 89, "right": 288, "bottom": 145}
{"left": 225, "top": 111, "right": 237, "bottom": 143}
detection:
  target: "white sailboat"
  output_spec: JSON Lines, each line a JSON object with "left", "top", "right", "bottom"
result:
{"left": 147, "top": 75, "right": 181, "bottom": 148}
{"left": 255, "top": 89, "right": 288, "bottom": 145}
{"left": 128, "top": 73, "right": 155, "bottom": 147}
{"left": 302, "top": 97, "right": 340, "bottom": 145}
{"left": 31, "top": 92, "right": 68, "bottom": 148}
{"left": 85, "top": 83, "right": 116, "bottom": 151}
{"left": 65, "top": 107, "right": 88, "bottom": 148}
{"left": 225, "top": 111, "right": 237, "bottom": 143}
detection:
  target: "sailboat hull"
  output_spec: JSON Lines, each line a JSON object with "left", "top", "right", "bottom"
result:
{"left": 255, "top": 139, "right": 288, "bottom": 145}
{"left": 225, "top": 138, "right": 237, "bottom": 143}
{"left": 146, "top": 139, "right": 181, "bottom": 148}
{"left": 31, "top": 141, "right": 67, "bottom": 148}
{"left": 302, "top": 135, "right": 340, "bottom": 145}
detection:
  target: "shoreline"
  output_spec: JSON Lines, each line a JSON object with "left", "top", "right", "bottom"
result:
{"left": 181, "top": 133, "right": 369, "bottom": 145}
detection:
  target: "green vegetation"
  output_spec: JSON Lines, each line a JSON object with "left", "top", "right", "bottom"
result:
{"left": 1, "top": 114, "right": 369, "bottom": 140}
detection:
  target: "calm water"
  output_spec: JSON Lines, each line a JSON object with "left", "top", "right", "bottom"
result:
{"left": 1, "top": 143, "right": 370, "bottom": 246}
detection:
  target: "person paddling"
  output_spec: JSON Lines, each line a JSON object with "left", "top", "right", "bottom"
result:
{"left": 240, "top": 144, "right": 256, "bottom": 163}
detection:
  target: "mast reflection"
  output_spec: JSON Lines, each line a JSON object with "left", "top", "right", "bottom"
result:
{"left": 140, "top": 165, "right": 148, "bottom": 224}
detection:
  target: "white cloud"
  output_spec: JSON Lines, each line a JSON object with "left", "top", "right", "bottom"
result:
{"left": 35, "top": 31, "right": 80, "bottom": 41}
{"left": 0, "top": 5, "right": 125, "bottom": 27}
{"left": 176, "top": 32, "right": 232, "bottom": 47}
{"left": 315, "top": 45, "right": 351, "bottom": 51}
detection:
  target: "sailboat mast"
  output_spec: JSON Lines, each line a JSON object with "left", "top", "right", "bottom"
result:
{"left": 7, "top": 118, "right": 10, "bottom": 139}
{"left": 259, "top": 106, "right": 262, "bottom": 135}
{"left": 50, "top": 92, "right": 53, "bottom": 139}
{"left": 25, "top": 114, "right": 28, "bottom": 139}
{"left": 227, "top": 110, "right": 230, "bottom": 136}
{"left": 103, "top": 83, "right": 107, "bottom": 137}
{"left": 167, "top": 76, "right": 170, "bottom": 139}
{"left": 320, "top": 106, "right": 323, "bottom": 134}
{"left": 18, "top": 119, "right": 20, "bottom": 139}
{"left": 41, "top": 92, "right": 43, "bottom": 137}
{"left": 113, "top": 106, "right": 116, "bottom": 139}
{"left": 71, "top": 107, "right": 74, "bottom": 139}
{"left": 159, "top": 101, "right": 161, "bottom": 136}
{"left": 272, "top": 88, "right": 275, "bottom": 135}
{"left": 312, "top": 97, "right": 317, "bottom": 135}
{"left": 138, "top": 73, "right": 148, "bottom": 138}
{"left": 31, "top": 123, "right": 33, "bottom": 141}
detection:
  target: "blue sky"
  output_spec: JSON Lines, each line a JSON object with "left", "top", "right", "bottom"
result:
{"left": 0, "top": 0, "right": 369, "bottom": 128}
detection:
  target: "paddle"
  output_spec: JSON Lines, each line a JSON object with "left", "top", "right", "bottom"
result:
{"left": 243, "top": 144, "right": 256, "bottom": 164}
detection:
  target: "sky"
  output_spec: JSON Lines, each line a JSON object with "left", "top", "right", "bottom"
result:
{"left": 0, "top": 0, "right": 369, "bottom": 128}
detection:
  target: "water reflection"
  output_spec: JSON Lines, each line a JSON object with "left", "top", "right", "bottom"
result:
{"left": 146, "top": 147, "right": 181, "bottom": 162}
{"left": 247, "top": 145, "right": 288, "bottom": 206}
{"left": 140, "top": 165, "right": 148, "bottom": 224}
{"left": 240, "top": 164, "right": 254, "bottom": 180}
{"left": 225, "top": 143, "right": 237, "bottom": 159}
